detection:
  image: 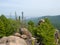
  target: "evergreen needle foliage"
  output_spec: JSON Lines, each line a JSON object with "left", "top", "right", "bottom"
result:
{"left": 28, "top": 18, "right": 56, "bottom": 45}
{"left": 0, "top": 15, "right": 20, "bottom": 38}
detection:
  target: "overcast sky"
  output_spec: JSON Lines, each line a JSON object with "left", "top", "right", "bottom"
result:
{"left": 0, "top": 0, "right": 60, "bottom": 18}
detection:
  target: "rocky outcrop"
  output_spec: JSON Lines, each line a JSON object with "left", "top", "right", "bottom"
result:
{"left": 0, "top": 28, "right": 37, "bottom": 45}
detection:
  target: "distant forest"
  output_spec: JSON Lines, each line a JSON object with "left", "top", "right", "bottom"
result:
{"left": 27, "top": 15, "right": 60, "bottom": 31}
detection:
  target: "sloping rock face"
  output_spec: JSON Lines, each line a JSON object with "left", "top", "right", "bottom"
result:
{"left": 0, "top": 36, "right": 27, "bottom": 45}
{"left": 20, "top": 28, "right": 32, "bottom": 39}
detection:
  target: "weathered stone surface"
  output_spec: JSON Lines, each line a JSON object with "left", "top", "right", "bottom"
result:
{"left": 8, "top": 36, "right": 27, "bottom": 45}
{"left": 21, "top": 35, "right": 27, "bottom": 39}
{"left": 20, "top": 28, "right": 32, "bottom": 39}
{"left": 14, "top": 33, "right": 21, "bottom": 37}
{"left": 0, "top": 36, "right": 27, "bottom": 45}
{"left": 0, "top": 37, "right": 8, "bottom": 44}
{"left": 0, "top": 44, "right": 6, "bottom": 45}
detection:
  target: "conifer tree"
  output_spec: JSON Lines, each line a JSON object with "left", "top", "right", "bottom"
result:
{"left": 36, "top": 18, "right": 56, "bottom": 45}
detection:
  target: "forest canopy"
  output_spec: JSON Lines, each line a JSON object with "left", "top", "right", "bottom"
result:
{"left": 0, "top": 15, "right": 20, "bottom": 38}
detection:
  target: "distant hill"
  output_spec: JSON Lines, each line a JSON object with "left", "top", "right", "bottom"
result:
{"left": 27, "top": 15, "right": 60, "bottom": 30}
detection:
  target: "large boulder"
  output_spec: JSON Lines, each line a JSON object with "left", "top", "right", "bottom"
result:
{"left": 8, "top": 36, "right": 27, "bottom": 45}
{"left": 0, "top": 36, "right": 27, "bottom": 45}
